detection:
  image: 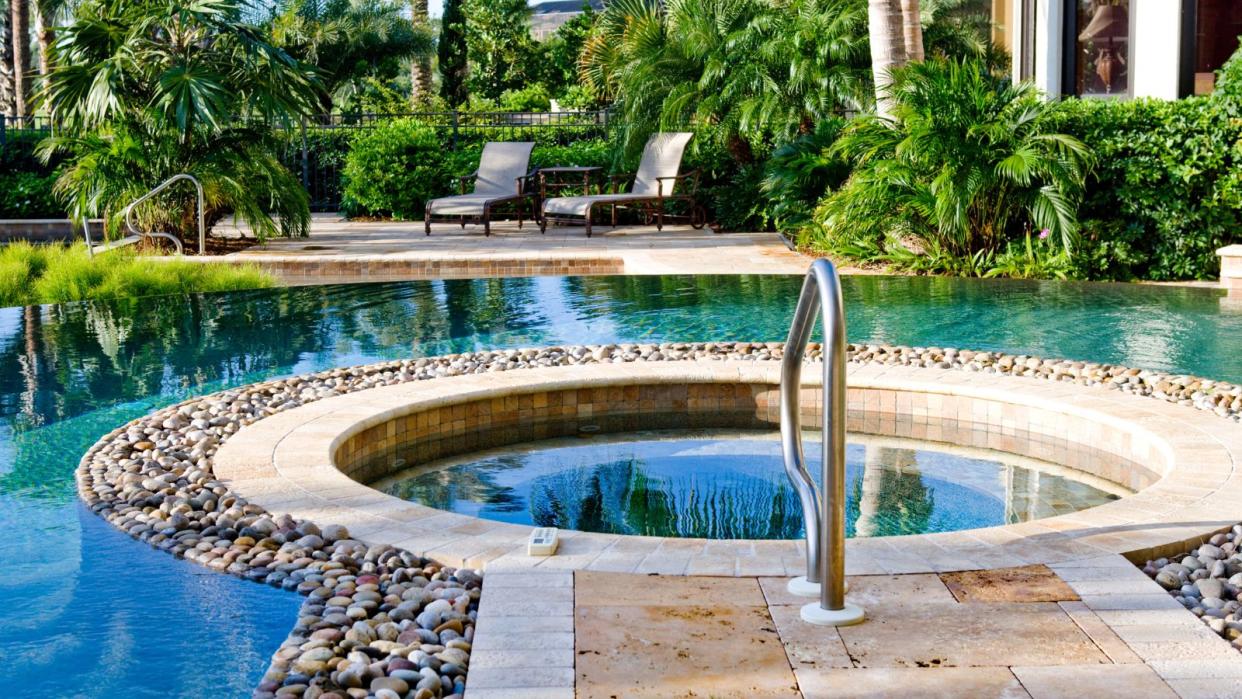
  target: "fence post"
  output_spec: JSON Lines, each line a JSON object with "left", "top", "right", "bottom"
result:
{"left": 450, "top": 110, "right": 459, "bottom": 151}
{"left": 300, "top": 116, "right": 310, "bottom": 194}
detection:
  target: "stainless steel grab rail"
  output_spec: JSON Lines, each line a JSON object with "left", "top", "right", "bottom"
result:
{"left": 83, "top": 174, "right": 204, "bottom": 257}
{"left": 781, "top": 259, "right": 865, "bottom": 626}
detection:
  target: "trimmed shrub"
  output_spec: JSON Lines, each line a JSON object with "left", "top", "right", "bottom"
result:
{"left": 0, "top": 172, "right": 64, "bottom": 218}
{"left": 1050, "top": 95, "right": 1242, "bottom": 280}
{"left": 341, "top": 120, "right": 448, "bottom": 219}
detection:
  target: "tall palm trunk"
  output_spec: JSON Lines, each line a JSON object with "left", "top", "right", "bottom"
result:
{"left": 409, "top": 0, "right": 432, "bottom": 105}
{"left": 34, "top": 1, "right": 51, "bottom": 79}
{"left": 868, "top": 0, "right": 906, "bottom": 119}
{"left": 0, "top": 0, "right": 14, "bottom": 116}
{"left": 900, "top": 0, "right": 923, "bottom": 62}
{"left": 10, "top": 0, "right": 29, "bottom": 116}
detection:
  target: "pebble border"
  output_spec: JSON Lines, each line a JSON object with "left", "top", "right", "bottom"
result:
{"left": 75, "top": 342, "right": 1242, "bottom": 698}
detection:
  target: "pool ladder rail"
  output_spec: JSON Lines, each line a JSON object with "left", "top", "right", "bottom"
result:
{"left": 782, "top": 259, "right": 866, "bottom": 626}
{"left": 82, "top": 174, "right": 205, "bottom": 257}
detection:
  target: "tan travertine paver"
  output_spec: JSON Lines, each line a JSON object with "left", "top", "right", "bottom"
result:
{"left": 1011, "top": 664, "right": 1178, "bottom": 698}
{"left": 575, "top": 572, "right": 800, "bottom": 699}
{"left": 202, "top": 215, "right": 824, "bottom": 282}
{"left": 941, "top": 565, "right": 1080, "bottom": 603}
{"left": 795, "top": 667, "right": 1030, "bottom": 699}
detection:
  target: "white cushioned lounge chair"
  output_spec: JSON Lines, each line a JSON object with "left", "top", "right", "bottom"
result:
{"left": 540, "top": 132, "right": 704, "bottom": 237}
{"left": 424, "top": 141, "right": 536, "bottom": 236}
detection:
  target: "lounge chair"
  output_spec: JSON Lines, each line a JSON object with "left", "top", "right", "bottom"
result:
{"left": 424, "top": 142, "right": 536, "bottom": 236}
{"left": 540, "top": 132, "right": 704, "bottom": 237}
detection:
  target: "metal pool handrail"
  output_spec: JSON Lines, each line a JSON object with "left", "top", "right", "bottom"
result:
{"left": 84, "top": 174, "right": 204, "bottom": 257}
{"left": 125, "top": 174, "right": 204, "bottom": 255}
{"left": 781, "top": 259, "right": 864, "bottom": 626}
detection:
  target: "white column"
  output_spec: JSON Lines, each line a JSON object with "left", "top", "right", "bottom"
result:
{"left": 1010, "top": 0, "right": 1025, "bottom": 85}
{"left": 1034, "top": 0, "right": 1064, "bottom": 98}
{"left": 1131, "top": 0, "right": 1183, "bottom": 99}
{"left": 855, "top": 445, "right": 885, "bottom": 537}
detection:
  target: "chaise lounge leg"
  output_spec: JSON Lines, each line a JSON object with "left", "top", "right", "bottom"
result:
{"left": 425, "top": 210, "right": 432, "bottom": 236}
{"left": 483, "top": 205, "right": 491, "bottom": 237}
{"left": 585, "top": 210, "right": 593, "bottom": 238}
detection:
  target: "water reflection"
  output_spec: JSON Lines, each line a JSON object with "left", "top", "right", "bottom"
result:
{"left": 378, "top": 431, "right": 1120, "bottom": 539}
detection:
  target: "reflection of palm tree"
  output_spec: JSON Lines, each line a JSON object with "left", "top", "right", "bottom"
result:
{"left": 849, "top": 447, "right": 934, "bottom": 536}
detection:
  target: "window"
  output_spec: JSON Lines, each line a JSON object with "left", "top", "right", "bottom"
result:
{"left": 1071, "top": 0, "right": 1132, "bottom": 97}
{"left": 1193, "top": 0, "right": 1242, "bottom": 94}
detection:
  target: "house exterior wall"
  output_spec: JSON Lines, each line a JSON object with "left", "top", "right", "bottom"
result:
{"left": 1005, "top": 0, "right": 1195, "bottom": 100}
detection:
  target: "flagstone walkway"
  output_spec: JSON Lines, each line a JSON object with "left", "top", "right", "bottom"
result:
{"left": 467, "top": 562, "right": 1240, "bottom": 699}
{"left": 214, "top": 215, "right": 818, "bottom": 282}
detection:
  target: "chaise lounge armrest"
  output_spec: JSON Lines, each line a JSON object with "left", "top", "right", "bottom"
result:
{"left": 655, "top": 170, "right": 701, "bottom": 196}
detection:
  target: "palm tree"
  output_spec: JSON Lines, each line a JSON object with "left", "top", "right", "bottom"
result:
{"left": 867, "top": 0, "right": 906, "bottom": 118}
{"left": 267, "top": 0, "right": 432, "bottom": 110}
{"left": 582, "top": 0, "right": 870, "bottom": 160}
{"left": 33, "top": 0, "right": 59, "bottom": 80}
{"left": 820, "top": 57, "right": 1092, "bottom": 257}
{"left": 900, "top": 0, "right": 923, "bottom": 62}
{"left": 39, "top": 0, "right": 325, "bottom": 245}
{"left": 10, "top": 0, "right": 29, "bottom": 116}
{"left": 1, "top": 2, "right": 14, "bottom": 115}
{"left": 409, "top": 0, "right": 432, "bottom": 104}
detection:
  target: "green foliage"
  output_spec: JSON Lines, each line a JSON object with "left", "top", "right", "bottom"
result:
{"left": 815, "top": 57, "right": 1091, "bottom": 259}
{"left": 985, "top": 230, "right": 1072, "bottom": 279}
{"left": 439, "top": 0, "right": 469, "bottom": 106}
{"left": 0, "top": 242, "right": 274, "bottom": 306}
{"left": 342, "top": 133, "right": 616, "bottom": 220}
{"left": 582, "top": 0, "right": 870, "bottom": 159}
{"left": 529, "top": 140, "right": 614, "bottom": 169}
{"left": 557, "top": 84, "right": 602, "bottom": 111}
{"left": 1049, "top": 94, "right": 1242, "bottom": 281}
{"left": 921, "top": 0, "right": 1009, "bottom": 74}
{"left": 463, "top": 0, "right": 540, "bottom": 101}
{"left": 266, "top": 0, "right": 432, "bottom": 109}
{"left": 761, "top": 117, "right": 850, "bottom": 233}
{"left": 39, "top": 0, "right": 322, "bottom": 244}
{"left": 0, "top": 172, "right": 63, "bottom": 218}
{"left": 499, "top": 84, "right": 552, "bottom": 112}
{"left": 540, "top": 3, "right": 598, "bottom": 98}
{"left": 341, "top": 119, "right": 445, "bottom": 219}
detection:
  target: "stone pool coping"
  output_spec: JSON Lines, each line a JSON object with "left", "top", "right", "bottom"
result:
{"left": 214, "top": 359, "right": 1242, "bottom": 578}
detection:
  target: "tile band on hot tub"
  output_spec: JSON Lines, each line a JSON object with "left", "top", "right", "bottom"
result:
{"left": 77, "top": 342, "right": 1242, "bottom": 697}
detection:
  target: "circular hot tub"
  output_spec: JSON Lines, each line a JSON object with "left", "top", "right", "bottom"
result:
{"left": 368, "top": 428, "right": 1124, "bottom": 540}
{"left": 212, "top": 352, "right": 1242, "bottom": 575}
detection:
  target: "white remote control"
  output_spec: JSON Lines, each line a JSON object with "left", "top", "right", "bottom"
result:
{"left": 527, "top": 527, "right": 559, "bottom": 556}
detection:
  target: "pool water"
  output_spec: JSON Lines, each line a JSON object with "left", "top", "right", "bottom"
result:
{"left": 0, "top": 275, "right": 1236, "bottom": 696}
{"left": 374, "top": 430, "right": 1122, "bottom": 539}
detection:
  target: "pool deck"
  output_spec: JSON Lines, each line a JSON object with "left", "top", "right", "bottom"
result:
{"left": 213, "top": 358, "right": 1242, "bottom": 698}
{"left": 215, "top": 214, "right": 819, "bottom": 282}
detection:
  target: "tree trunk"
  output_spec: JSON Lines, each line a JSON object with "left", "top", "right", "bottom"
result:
{"left": 900, "top": 0, "right": 923, "bottom": 63}
{"left": 10, "top": 0, "right": 29, "bottom": 117}
{"left": 868, "top": 0, "right": 906, "bottom": 119}
{"left": 34, "top": 2, "right": 50, "bottom": 79}
{"left": 409, "top": 0, "right": 432, "bottom": 105}
{"left": 0, "top": 0, "right": 14, "bottom": 116}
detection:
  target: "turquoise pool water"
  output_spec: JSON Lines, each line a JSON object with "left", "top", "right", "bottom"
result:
{"left": 374, "top": 430, "right": 1121, "bottom": 539}
{"left": 1, "top": 275, "right": 1238, "bottom": 696}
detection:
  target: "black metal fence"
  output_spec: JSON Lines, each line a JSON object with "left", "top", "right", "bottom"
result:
{"left": 2, "top": 110, "right": 612, "bottom": 211}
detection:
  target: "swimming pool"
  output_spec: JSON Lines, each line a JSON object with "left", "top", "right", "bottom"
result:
{"left": 373, "top": 429, "right": 1122, "bottom": 539}
{"left": 2, "top": 275, "right": 1238, "bottom": 696}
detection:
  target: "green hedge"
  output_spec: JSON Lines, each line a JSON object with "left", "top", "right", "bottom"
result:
{"left": 1050, "top": 95, "right": 1242, "bottom": 281}
{"left": 341, "top": 121, "right": 618, "bottom": 219}
{"left": 0, "top": 132, "right": 67, "bottom": 218}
